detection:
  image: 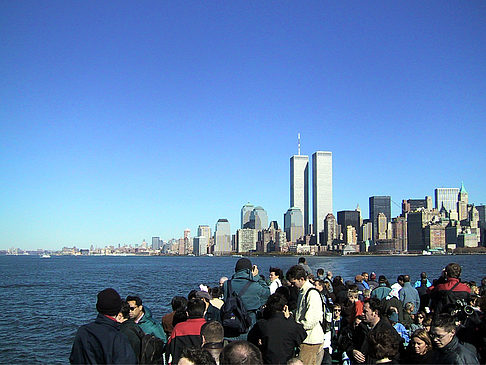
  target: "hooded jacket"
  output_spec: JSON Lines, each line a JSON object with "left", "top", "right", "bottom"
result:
{"left": 137, "top": 306, "right": 167, "bottom": 342}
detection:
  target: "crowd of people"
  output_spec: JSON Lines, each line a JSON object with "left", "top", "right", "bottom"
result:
{"left": 70, "top": 258, "right": 486, "bottom": 364}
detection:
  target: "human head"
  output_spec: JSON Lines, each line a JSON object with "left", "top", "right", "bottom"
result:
{"left": 262, "top": 293, "right": 287, "bottom": 318}
{"left": 210, "top": 286, "right": 222, "bottom": 300}
{"left": 405, "top": 302, "right": 414, "bottom": 314}
{"left": 187, "top": 298, "right": 206, "bottom": 318}
{"left": 219, "top": 276, "right": 228, "bottom": 287}
{"left": 355, "top": 274, "right": 363, "bottom": 283}
{"left": 420, "top": 272, "right": 427, "bottom": 279}
{"left": 116, "top": 300, "right": 130, "bottom": 322}
{"left": 403, "top": 275, "right": 411, "bottom": 283}
{"left": 361, "top": 272, "right": 369, "bottom": 281}
{"left": 368, "top": 327, "right": 400, "bottom": 361}
{"left": 363, "top": 298, "right": 382, "bottom": 326}
{"left": 316, "top": 268, "right": 324, "bottom": 276}
{"left": 269, "top": 267, "right": 282, "bottom": 282}
{"left": 235, "top": 258, "right": 252, "bottom": 273}
{"left": 416, "top": 311, "right": 426, "bottom": 324}
{"left": 286, "top": 265, "right": 307, "bottom": 289}
{"left": 171, "top": 296, "right": 188, "bottom": 311}
{"left": 333, "top": 304, "right": 342, "bottom": 319}
{"left": 126, "top": 295, "right": 143, "bottom": 320}
{"left": 220, "top": 340, "right": 263, "bottom": 365}
{"left": 397, "top": 275, "right": 405, "bottom": 286}
{"left": 363, "top": 289, "right": 371, "bottom": 299}
{"left": 314, "top": 279, "right": 325, "bottom": 292}
{"left": 430, "top": 314, "right": 457, "bottom": 348}
{"left": 201, "top": 320, "right": 224, "bottom": 345}
{"left": 298, "top": 257, "right": 306, "bottom": 264}
{"left": 410, "top": 328, "right": 432, "bottom": 356}
{"left": 347, "top": 288, "right": 359, "bottom": 302}
{"left": 370, "top": 272, "right": 376, "bottom": 281}
{"left": 326, "top": 271, "right": 333, "bottom": 278}
{"left": 444, "top": 263, "right": 461, "bottom": 279}
{"left": 178, "top": 347, "right": 216, "bottom": 365}
{"left": 96, "top": 288, "right": 122, "bottom": 316}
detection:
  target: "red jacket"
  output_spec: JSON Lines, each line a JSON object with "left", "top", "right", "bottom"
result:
{"left": 167, "top": 317, "right": 206, "bottom": 364}
{"left": 428, "top": 277, "right": 470, "bottom": 314}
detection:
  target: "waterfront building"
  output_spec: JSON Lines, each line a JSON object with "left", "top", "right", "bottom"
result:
{"left": 241, "top": 203, "right": 254, "bottom": 229}
{"left": 392, "top": 216, "right": 407, "bottom": 252}
{"left": 435, "top": 187, "right": 459, "bottom": 213}
{"left": 402, "top": 196, "right": 433, "bottom": 215}
{"left": 369, "top": 196, "right": 391, "bottom": 241}
{"left": 312, "top": 151, "right": 333, "bottom": 244}
{"left": 424, "top": 224, "right": 446, "bottom": 251}
{"left": 362, "top": 220, "right": 373, "bottom": 242}
{"left": 458, "top": 232, "right": 478, "bottom": 248}
{"left": 236, "top": 228, "right": 257, "bottom": 252}
{"left": 458, "top": 183, "right": 469, "bottom": 221}
{"left": 407, "top": 211, "right": 425, "bottom": 252}
{"left": 323, "top": 213, "right": 339, "bottom": 248}
{"left": 151, "top": 237, "right": 160, "bottom": 250}
{"left": 337, "top": 210, "right": 361, "bottom": 242}
{"left": 290, "top": 154, "right": 309, "bottom": 234}
{"left": 284, "top": 207, "right": 304, "bottom": 243}
{"left": 193, "top": 236, "right": 208, "bottom": 256}
{"left": 214, "top": 219, "right": 231, "bottom": 254}
{"left": 249, "top": 206, "right": 268, "bottom": 231}
{"left": 197, "top": 225, "right": 211, "bottom": 254}
{"left": 345, "top": 225, "right": 357, "bottom": 244}
{"left": 377, "top": 213, "right": 388, "bottom": 240}
{"left": 184, "top": 228, "right": 192, "bottom": 254}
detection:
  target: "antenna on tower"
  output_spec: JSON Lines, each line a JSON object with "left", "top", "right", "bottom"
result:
{"left": 298, "top": 133, "right": 301, "bottom": 155}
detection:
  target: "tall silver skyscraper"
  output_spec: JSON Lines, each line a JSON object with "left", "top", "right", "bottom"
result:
{"left": 241, "top": 203, "right": 254, "bottom": 228}
{"left": 214, "top": 219, "right": 231, "bottom": 254}
{"left": 435, "top": 188, "right": 460, "bottom": 212}
{"left": 290, "top": 155, "right": 309, "bottom": 234}
{"left": 312, "top": 151, "right": 333, "bottom": 244}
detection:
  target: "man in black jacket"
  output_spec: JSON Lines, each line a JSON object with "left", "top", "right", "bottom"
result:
{"left": 70, "top": 288, "right": 137, "bottom": 364}
{"left": 248, "top": 293, "right": 307, "bottom": 364}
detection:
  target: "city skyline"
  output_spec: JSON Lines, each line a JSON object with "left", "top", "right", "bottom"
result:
{"left": 1, "top": 2, "right": 485, "bottom": 250}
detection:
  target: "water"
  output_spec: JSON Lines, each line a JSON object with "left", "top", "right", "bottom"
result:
{"left": 0, "top": 254, "right": 485, "bottom": 364}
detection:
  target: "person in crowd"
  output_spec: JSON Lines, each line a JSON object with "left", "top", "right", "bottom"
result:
{"left": 399, "top": 275, "right": 420, "bottom": 314}
{"left": 201, "top": 321, "right": 225, "bottom": 365}
{"left": 367, "top": 272, "right": 379, "bottom": 290}
{"left": 351, "top": 298, "right": 402, "bottom": 364}
{"left": 415, "top": 275, "right": 431, "bottom": 312}
{"left": 269, "top": 267, "right": 283, "bottom": 294}
{"left": 401, "top": 302, "right": 414, "bottom": 330}
{"left": 354, "top": 275, "right": 367, "bottom": 299}
{"left": 314, "top": 279, "right": 334, "bottom": 308}
{"left": 127, "top": 295, "right": 167, "bottom": 342}
{"left": 162, "top": 296, "right": 188, "bottom": 338}
{"left": 117, "top": 300, "right": 144, "bottom": 360}
{"left": 219, "top": 277, "right": 228, "bottom": 287}
{"left": 367, "top": 326, "right": 401, "bottom": 364}
{"left": 428, "top": 263, "right": 471, "bottom": 315}
{"left": 410, "top": 310, "right": 426, "bottom": 332}
{"left": 286, "top": 265, "right": 325, "bottom": 365}
{"left": 324, "top": 271, "right": 334, "bottom": 293}
{"left": 343, "top": 287, "right": 363, "bottom": 326}
{"left": 248, "top": 293, "right": 307, "bottom": 364}
{"left": 178, "top": 347, "right": 216, "bottom": 365}
{"left": 70, "top": 288, "right": 137, "bottom": 364}
{"left": 414, "top": 272, "right": 432, "bottom": 288}
{"left": 383, "top": 286, "right": 405, "bottom": 324}
{"left": 298, "top": 257, "right": 312, "bottom": 276}
{"left": 480, "top": 276, "right": 486, "bottom": 296}
{"left": 210, "top": 287, "right": 224, "bottom": 309}
{"left": 371, "top": 275, "right": 391, "bottom": 300}
{"left": 361, "top": 272, "right": 370, "bottom": 290}
{"left": 387, "top": 311, "right": 409, "bottom": 345}
{"left": 391, "top": 275, "right": 405, "bottom": 292}
{"left": 167, "top": 298, "right": 207, "bottom": 365}
{"left": 402, "top": 328, "right": 435, "bottom": 365}
{"left": 220, "top": 340, "right": 263, "bottom": 365}
{"left": 316, "top": 268, "right": 325, "bottom": 280}
{"left": 429, "top": 313, "right": 479, "bottom": 364}
{"left": 330, "top": 303, "right": 344, "bottom": 364}
{"left": 194, "top": 290, "right": 221, "bottom": 323}
{"left": 332, "top": 276, "right": 347, "bottom": 304}
{"left": 222, "top": 258, "right": 270, "bottom": 333}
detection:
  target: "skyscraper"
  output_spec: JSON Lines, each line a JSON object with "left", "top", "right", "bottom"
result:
{"left": 290, "top": 155, "right": 309, "bottom": 234}
{"left": 337, "top": 210, "right": 361, "bottom": 243}
{"left": 241, "top": 203, "right": 254, "bottom": 229}
{"left": 197, "top": 225, "right": 211, "bottom": 254}
{"left": 369, "top": 196, "right": 391, "bottom": 241}
{"left": 435, "top": 188, "right": 459, "bottom": 213}
{"left": 214, "top": 219, "right": 231, "bottom": 254}
{"left": 284, "top": 207, "right": 304, "bottom": 243}
{"left": 250, "top": 206, "right": 268, "bottom": 231}
{"left": 312, "top": 151, "right": 333, "bottom": 244}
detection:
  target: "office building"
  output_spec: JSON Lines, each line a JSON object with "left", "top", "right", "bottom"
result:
{"left": 435, "top": 188, "right": 459, "bottom": 213}
{"left": 197, "top": 225, "right": 211, "bottom": 254}
{"left": 214, "top": 219, "right": 231, "bottom": 254}
{"left": 290, "top": 155, "right": 309, "bottom": 234}
{"left": 458, "top": 183, "right": 469, "bottom": 221}
{"left": 250, "top": 206, "right": 268, "bottom": 231}
{"left": 323, "top": 213, "right": 339, "bottom": 247}
{"left": 193, "top": 236, "right": 208, "bottom": 256}
{"left": 312, "top": 151, "right": 333, "bottom": 244}
{"left": 402, "top": 197, "right": 433, "bottom": 215}
{"left": 284, "top": 207, "right": 304, "bottom": 243}
{"left": 337, "top": 210, "right": 361, "bottom": 243}
{"left": 236, "top": 228, "right": 257, "bottom": 252}
{"left": 151, "top": 237, "right": 160, "bottom": 250}
{"left": 241, "top": 203, "right": 254, "bottom": 229}
{"left": 369, "top": 196, "right": 391, "bottom": 241}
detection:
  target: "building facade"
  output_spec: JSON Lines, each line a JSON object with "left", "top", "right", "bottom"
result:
{"left": 214, "top": 219, "right": 231, "bottom": 254}
{"left": 290, "top": 155, "right": 309, "bottom": 234}
{"left": 435, "top": 188, "right": 459, "bottom": 213}
{"left": 369, "top": 196, "right": 391, "bottom": 241}
{"left": 312, "top": 151, "right": 333, "bottom": 244}
{"left": 284, "top": 207, "right": 304, "bottom": 243}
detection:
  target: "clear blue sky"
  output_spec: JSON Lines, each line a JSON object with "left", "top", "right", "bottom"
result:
{"left": 1, "top": 1, "right": 485, "bottom": 250}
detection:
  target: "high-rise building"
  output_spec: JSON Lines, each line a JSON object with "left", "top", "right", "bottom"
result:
{"left": 151, "top": 237, "right": 160, "bottom": 250}
{"left": 290, "top": 155, "right": 309, "bottom": 234}
{"left": 377, "top": 213, "right": 388, "bottom": 240}
{"left": 197, "top": 225, "right": 211, "bottom": 254}
{"left": 369, "top": 196, "right": 391, "bottom": 241}
{"left": 323, "top": 213, "right": 339, "bottom": 247}
{"left": 407, "top": 211, "right": 426, "bottom": 251}
{"left": 312, "top": 151, "right": 333, "bottom": 244}
{"left": 193, "top": 236, "right": 208, "bottom": 256}
{"left": 236, "top": 228, "right": 257, "bottom": 252}
{"left": 435, "top": 188, "right": 459, "bottom": 213}
{"left": 458, "top": 183, "right": 469, "bottom": 221}
{"left": 250, "top": 206, "right": 268, "bottom": 231}
{"left": 337, "top": 210, "right": 361, "bottom": 243}
{"left": 214, "top": 219, "right": 231, "bottom": 255}
{"left": 402, "top": 197, "right": 433, "bottom": 215}
{"left": 284, "top": 207, "right": 304, "bottom": 243}
{"left": 241, "top": 203, "right": 254, "bottom": 229}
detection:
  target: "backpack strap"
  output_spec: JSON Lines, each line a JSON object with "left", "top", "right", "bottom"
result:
{"left": 227, "top": 279, "right": 252, "bottom": 297}
{"left": 447, "top": 280, "right": 461, "bottom": 292}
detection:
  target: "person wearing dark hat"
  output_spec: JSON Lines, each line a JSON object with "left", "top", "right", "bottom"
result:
{"left": 195, "top": 290, "right": 221, "bottom": 323}
{"left": 222, "top": 258, "right": 270, "bottom": 337}
{"left": 367, "top": 272, "right": 379, "bottom": 290}
{"left": 69, "top": 288, "right": 137, "bottom": 364}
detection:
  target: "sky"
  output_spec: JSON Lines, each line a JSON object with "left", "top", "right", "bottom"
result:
{"left": 1, "top": 1, "right": 485, "bottom": 250}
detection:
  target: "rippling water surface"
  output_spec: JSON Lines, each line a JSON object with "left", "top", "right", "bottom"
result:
{"left": 1, "top": 254, "right": 485, "bottom": 364}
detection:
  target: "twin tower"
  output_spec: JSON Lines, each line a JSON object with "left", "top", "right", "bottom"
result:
{"left": 289, "top": 150, "right": 332, "bottom": 244}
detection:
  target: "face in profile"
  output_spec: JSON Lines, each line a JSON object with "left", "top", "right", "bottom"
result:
{"left": 411, "top": 337, "right": 428, "bottom": 355}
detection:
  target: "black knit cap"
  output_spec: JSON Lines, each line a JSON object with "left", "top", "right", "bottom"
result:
{"left": 235, "top": 258, "right": 252, "bottom": 272}
{"left": 96, "top": 288, "right": 122, "bottom": 316}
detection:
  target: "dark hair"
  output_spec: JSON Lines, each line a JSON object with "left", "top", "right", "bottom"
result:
{"left": 220, "top": 340, "right": 263, "bottom": 365}
{"left": 210, "top": 286, "right": 222, "bottom": 299}
{"left": 403, "top": 275, "right": 411, "bottom": 282}
{"left": 180, "top": 347, "right": 216, "bottom": 365}
{"left": 171, "top": 296, "right": 188, "bottom": 311}
{"left": 187, "top": 298, "right": 206, "bottom": 318}
{"left": 188, "top": 289, "right": 198, "bottom": 300}
{"left": 431, "top": 313, "right": 456, "bottom": 333}
{"left": 126, "top": 295, "right": 142, "bottom": 306}
{"left": 368, "top": 327, "right": 400, "bottom": 360}
{"left": 445, "top": 263, "right": 461, "bottom": 278}
{"left": 317, "top": 268, "right": 324, "bottom": 276}
{"left": 397, "top": 275, "right": 405, "bottom": 283}
{"left": 298, "top": 257, "right": 306, "bottom": 264}
{"left": 262, "top": 294, "right": 287, "bottom": 318}
{"left": 269, "top": 267, "right": 283, "bottom": 279}
{"left": 274, "top": 286, "right": 290, "bottom": 301}
{"left": 365, "top": 298, "right": 383, "bottom": 316}
{"left": 201, "top": 321, "right": 224, "bottom": 343}
{"left": 119, "top": 300, "right": 130, "bottom": 319}
{"left": 286, "top": 265, "right": 307, "bottom": 281}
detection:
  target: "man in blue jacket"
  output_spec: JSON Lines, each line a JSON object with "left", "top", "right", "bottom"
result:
{"left": 399, "top": 275, "right": 420, "bottom": 314}
{"left": 70, "top": 288, "right": 137, "bottom": 364}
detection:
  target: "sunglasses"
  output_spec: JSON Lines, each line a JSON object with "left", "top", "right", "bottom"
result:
{"left": 333, "top": 309, "right": 341, "bottom": 312}
{"left": 129, "top": 307, "right": 138, "bottom": 311}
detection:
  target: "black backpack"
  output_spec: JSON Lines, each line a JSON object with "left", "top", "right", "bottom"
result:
{"left": 303, "top": 288, "right": 332, "bottom": 333}
{"left": 139, "top": 333, "right": 165, "bottom": 365}
{"left": 221, "top": 279, "right": 253, "bottom": 337}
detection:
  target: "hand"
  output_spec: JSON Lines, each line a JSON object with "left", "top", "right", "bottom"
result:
{"left": 352, "top": 350, "right": 365, "bottom": 363}
{"left": 252, "top": 265, "right": 259, "bottom": 277}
